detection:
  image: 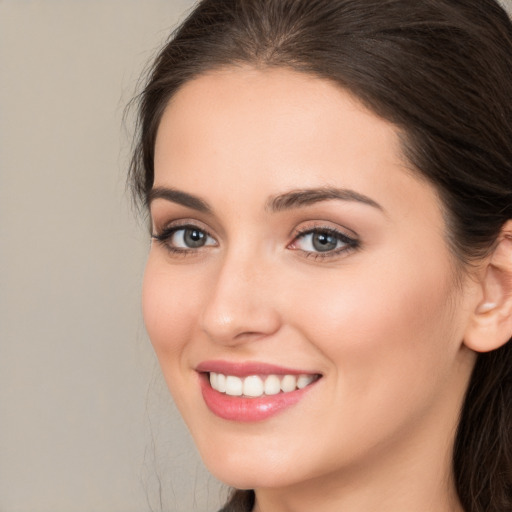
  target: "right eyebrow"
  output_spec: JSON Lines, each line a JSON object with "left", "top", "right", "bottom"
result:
{"left": 147, "top": 187, "right": 212, "bottom": 214}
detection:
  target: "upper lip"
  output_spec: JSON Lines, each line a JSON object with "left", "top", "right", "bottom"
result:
{"left": 196, "top": 360, "right": 320, "bottom": 377}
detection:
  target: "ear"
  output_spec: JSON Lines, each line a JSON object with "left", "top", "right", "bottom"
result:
{"left": 464, "top": 221, "right": 512, "bottom": 353}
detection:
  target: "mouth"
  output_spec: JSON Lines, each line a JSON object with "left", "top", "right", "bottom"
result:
{"left": 208, "top": 372, "right": 319, "bottom": 398}
{"left": 196, "top": 361, "right": 322, "bottom": 422}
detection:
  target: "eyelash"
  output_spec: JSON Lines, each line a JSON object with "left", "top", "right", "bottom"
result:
{"left": 289, "top": 226, "right": 360, "bottom": 260}
{"left": 152, "top": 223, "right": 360, "bottom": 259}
{"left": 152, "top": 223, "right": 217, "bottom": 255}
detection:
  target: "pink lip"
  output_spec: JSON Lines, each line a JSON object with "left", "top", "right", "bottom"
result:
{"left": 196, "top": 360, "right": 321, "bottom": 422}
{"left": 196, "top": 360, "right": 313, "bottom": 377}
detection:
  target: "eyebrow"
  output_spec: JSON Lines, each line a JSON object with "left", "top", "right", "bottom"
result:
{"left": 148, "top": 187, "right": 212, "bottom": 213}
{"left": 148, "top": 186, "right": 383, "bottom": 214}
{"left": 266, "top": 187, "right": 383, "bottom": 212}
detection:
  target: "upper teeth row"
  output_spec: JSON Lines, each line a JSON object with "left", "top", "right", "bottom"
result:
{"left": 209, "top": 372, "right": 315, "bottom": 397}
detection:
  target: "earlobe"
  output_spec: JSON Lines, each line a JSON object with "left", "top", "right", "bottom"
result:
{"left": 464, "top": 221, "right": 512, "bottom": 353}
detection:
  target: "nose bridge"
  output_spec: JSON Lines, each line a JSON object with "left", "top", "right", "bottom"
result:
{"left": 200, "top": 245, "right": 281, "bottom": 344}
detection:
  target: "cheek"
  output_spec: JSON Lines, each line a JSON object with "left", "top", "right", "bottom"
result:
{"left": 142, "top": 255, "right": 200, "bottom": 362}
{"left": 298, "top": 258, "right": 453, "bottom": 344}
{"left": 291, "top": 251, "right": 460, "bottom": 417}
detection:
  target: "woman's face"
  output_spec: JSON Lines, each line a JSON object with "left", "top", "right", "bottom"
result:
{"left": 144, "top": 67, "right": 478, "bottom": 491}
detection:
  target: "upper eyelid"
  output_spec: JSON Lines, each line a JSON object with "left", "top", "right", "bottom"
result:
{"left": 291, "top": 227, "right": 358, "bottom": 246}
{"left": 291, "top": 222, "right": 358, "bottom": 240}
{"left": 154, "top": 224, "right": 213, "bottom": 236}
{"left": 152, "top": 218, "right": 215, "bottom": 236}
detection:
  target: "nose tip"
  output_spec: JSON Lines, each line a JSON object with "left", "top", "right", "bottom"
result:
{"left": 201, "top": 307, "right": 280, "bottom": 345}
{"left": 200, "top": 264, "right": 281, "bottom": 346}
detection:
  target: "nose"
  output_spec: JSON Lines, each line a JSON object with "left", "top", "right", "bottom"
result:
{"left": 200, "top": 251, "right": 282, "bottom": 346}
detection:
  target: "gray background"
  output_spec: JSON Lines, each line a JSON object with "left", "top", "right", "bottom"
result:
{"left": 1, "top": 1, "right": 511, "bottom": 511}
{"left": 0, "top": 1, "right": 225, "bottom": 511}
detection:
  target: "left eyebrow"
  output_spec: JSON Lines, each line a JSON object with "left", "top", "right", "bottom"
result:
{"left": 266, "top": 187, "right": 384, "bottom": 213}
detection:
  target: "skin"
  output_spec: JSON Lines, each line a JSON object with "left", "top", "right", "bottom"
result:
{"left": 143, "top": 67, "right": 483, "bottom": 512}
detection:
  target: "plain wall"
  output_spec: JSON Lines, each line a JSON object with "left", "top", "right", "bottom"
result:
{"left": 1, "top": 1, "right": 511, "bottom": 512}
{"left": 0, "top": 1, "right": 225, "bottom": 511}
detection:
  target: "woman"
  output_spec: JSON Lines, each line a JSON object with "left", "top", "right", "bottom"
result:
{"left": 129, "top": 1, "right": 512, "bottom": 511}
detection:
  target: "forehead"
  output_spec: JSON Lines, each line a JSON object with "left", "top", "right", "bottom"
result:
{"left": 153, "top": 66, "right": 441, "bottom": 223}
{"left": 155, "top": 66, "right": 399, "bottom": 165}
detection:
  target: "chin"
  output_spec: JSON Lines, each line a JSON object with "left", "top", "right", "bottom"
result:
{"left": 197, "top": 439, "right": 316, "bottom": 490}
{"left": 207, "top": 464, "right": 293, "bottom": 491}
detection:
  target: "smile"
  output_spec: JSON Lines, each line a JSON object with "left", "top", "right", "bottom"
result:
{"left": 209, "top": 372, "right": 317, "bottom": 398}
{"left": 197, "top": 361, "right": 322, "bottom": 422}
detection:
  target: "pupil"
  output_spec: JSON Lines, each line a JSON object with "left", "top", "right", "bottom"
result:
{"left": 184, "top": 229, "right": 206, "bottom": 248}
{"left": 312, "top": 232, "right": 337, "bottom": 252}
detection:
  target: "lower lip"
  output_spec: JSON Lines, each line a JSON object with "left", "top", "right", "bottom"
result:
{"left": 199, "top": 374, "right": 317, "bottom": 422}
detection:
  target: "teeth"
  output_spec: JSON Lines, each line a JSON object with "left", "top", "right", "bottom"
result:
{"left": 243, "top": 375, "right": 264, "bottom": 397}
{"left": 264, "top": 375, "right": 281, "bottom": 395}
{"left": 297, "top": 374, "right": 315, "bottom": 389}
{"left": 225, "top": 375, "right": 243, "bottom": 396}
{"left": 217, "top": 373, "right": 226, "bottom": 393}
{"left": 280, "top": 374, "right": 296, "bottom": 392}
{"left": 209, "top": 372, "right": 316, "bottom": 397}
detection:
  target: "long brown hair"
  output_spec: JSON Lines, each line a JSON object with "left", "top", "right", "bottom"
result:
{"left": 129, "top": 1, "right": 512, "bottom": 510}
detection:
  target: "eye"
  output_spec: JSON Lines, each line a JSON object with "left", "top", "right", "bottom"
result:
{"left": 152, "top": 224, "right": 217, "bottom": 252}
{"left": 171, "top": 227, "right": 214, "bottom": 249}
{"left": 289, "top": 227, "right": 358, "bottom": 256}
